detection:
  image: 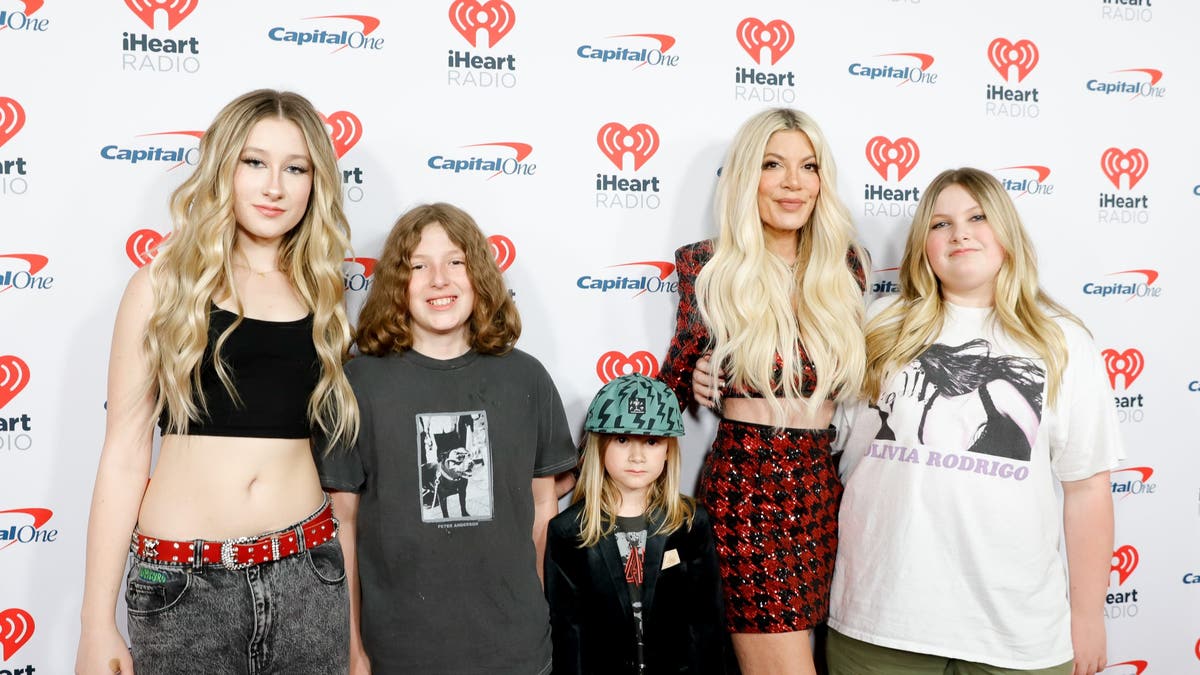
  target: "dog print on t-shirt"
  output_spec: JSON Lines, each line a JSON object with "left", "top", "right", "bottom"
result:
{"left": 416, "top": 410, "right": 494, "bottom": 523}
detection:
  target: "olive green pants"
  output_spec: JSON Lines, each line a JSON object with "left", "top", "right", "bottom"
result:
{"left": 826, "top": 628, "right": 1073, "bottom": 675}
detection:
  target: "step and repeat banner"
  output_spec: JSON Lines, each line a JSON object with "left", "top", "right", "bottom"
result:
{"left": 1, "top": 1, "right": 1198, "bottom": 672}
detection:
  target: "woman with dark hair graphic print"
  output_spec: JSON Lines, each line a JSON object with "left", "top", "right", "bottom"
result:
{"left": 894, "top": 337, "right": 1045, "bottom": 461}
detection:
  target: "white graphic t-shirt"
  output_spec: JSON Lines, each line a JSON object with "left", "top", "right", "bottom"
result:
{"left": 830, "top": 299, "right": 1123, "bottom": 669}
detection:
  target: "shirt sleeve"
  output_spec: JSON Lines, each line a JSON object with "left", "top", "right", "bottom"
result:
{"left": 317, "top": 365, "right": 369, "bottom": 493}
{"left": 1049, "top": 321, "right": 1126, "bottom": 482}
{"left": 533, "top": 359, "right": 579, "bottom": 477}
{"left": 658, "top": 243, "right": 710, "bottom": 411}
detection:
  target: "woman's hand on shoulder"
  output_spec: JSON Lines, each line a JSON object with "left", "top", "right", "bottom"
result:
{"left": 75, "top": 625, "right": 133, "bottom": 675}
{"left": 692, "top": 353, "right": 723, "bottom": 409}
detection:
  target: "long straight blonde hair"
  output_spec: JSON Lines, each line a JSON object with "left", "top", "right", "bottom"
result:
{"left": 697, "top": 108, "right": 866, "bottom": 424}
{"left": 571, "top": 433, "right": 695, "bottom": 548}
{"left": 864, "top": 168, "right": 1080, "bottom": 406}
{"left": 145, "top": 89, "right": 358, "bottom": 451}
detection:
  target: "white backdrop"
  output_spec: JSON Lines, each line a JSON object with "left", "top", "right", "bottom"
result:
{"left": 1, "top": 1, "right": 1198, "bottom": 672}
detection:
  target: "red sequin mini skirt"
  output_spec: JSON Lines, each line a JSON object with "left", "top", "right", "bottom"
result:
{"left": 699, "top": 419, "right": 842, "bottom": 633}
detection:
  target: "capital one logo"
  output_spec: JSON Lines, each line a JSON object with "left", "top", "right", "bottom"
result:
{"left": 322, "top": 110, "right": 362, "bottom": 159}
{"left": 1101, "top": 147, "right": 1148, "bottom": 190}
{"left": 0, "top": 254, "right": 47, "bottom": 293}
{"left": 126, "top": 229, "right": 168, "bottom": 268}
{"left": 1110, "top": 544, "right": 1138, "bottom": 585}
{"left": 1107, "top": 662, "right": 1148, "bottom": 675}
{"left": 865, "top": 136, "right": 920, "bottom": 181}
{"left": 343, "top": 257, "right": 376, "bottom": 277}
{"left": 0, "top": 507, "right": 52, "bottom": 551}
{"left": 125, "top": 0, "right": 197, "bottom": 30}
{"left": 1102, "top": 348, "right": 1143, "bottom": 389}
{"left": 0, "top": 355, "right": 29, "bottom": 409}
{"left": 597, "top": 123, "right": 659, "bottom": 171}
{"left": 449, "top": 0, "right": 514, "bottom": 48}
{"left": 596, "top": 351, "right": 659, "bottom": 383}
{"left": 987, "top": 37, "right": 1038, "bottom": 82}
{"left": 736, "top": 17, "right": 793, "bottom": 65}
{"left": 0, "top": 608, "right": 34, "bottom": 660}
{"left": 0, "top": 97, "right": 26, "bottom": 150}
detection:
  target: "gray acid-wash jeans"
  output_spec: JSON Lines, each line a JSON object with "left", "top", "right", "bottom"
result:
{"left": 125, "top": 536, "right": 349, "bottom": 673}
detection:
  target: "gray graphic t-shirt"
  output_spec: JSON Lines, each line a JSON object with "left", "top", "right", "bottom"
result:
{"left": 319, "top": 349, "right": 577, "bottom": 674}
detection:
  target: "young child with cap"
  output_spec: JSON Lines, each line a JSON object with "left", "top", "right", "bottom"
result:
{"left": 545, "top": 373, "right": 728, "bottom": 674}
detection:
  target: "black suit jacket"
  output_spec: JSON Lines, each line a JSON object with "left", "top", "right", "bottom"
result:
{"left": 545, "top": 501, "right": 727, "bottom": 674}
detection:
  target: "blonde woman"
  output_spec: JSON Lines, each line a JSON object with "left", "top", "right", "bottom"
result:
{"left": 75, "top": 89, "right": 358, "bottom": 675}
{"left": 827, "top": 168, "right": 1119, "bottom": 675}
{"left": 660, "top": 108, "right": 867, "bottom": 674}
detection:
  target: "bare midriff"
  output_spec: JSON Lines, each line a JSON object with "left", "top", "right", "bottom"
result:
{"left": 722, "top": 397, "right": 835, "bottom": 430}
{"left": 136, "top": 434, "right": 324, "bottom": 541}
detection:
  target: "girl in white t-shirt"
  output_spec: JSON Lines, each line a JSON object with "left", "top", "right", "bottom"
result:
{"left": 827, "top": 167, "right": 1121, "bottom": 675}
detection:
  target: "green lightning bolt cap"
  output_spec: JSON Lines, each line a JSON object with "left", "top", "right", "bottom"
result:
{"left": 583, "top": 373, "right": 684, "bottom": 437}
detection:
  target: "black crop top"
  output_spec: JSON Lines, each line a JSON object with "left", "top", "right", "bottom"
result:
{"left": 157, "top": 305, "right": 319, "bottom": 439}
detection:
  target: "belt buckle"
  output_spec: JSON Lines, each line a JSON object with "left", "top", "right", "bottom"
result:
{"left": 220, "top": 536, "right": 256, "bottom": 571}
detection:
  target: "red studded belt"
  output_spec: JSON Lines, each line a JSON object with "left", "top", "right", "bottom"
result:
{"left": 130, "top": 498, "right": 338, "bottom": 570}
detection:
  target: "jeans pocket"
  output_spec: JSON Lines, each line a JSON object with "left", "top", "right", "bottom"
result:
{"left": 305, "top": 539, "right": 346, "bottom": 585}
{"left": 125, "top": 563, "right": 192, "bottom": 616}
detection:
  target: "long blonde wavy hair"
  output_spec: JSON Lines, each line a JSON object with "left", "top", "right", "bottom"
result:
{"left": 145, "top": 89, "right": 358, "bottom": 451}
{"left": 571, "top": 433, "right": 695, "bottom": 548}
{"left": 864, "top": 168, "right": 1080, "bottom": 406}
{"left": 697, "top": 108, "right": 867, "bottom": 424}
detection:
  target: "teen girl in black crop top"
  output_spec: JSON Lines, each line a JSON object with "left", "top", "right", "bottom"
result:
{"left": 76, "top": 90, "right": 359, "bottom": 675}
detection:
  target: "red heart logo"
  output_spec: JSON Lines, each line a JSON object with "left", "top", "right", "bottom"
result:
{"left": 0, "top": 356, "right": 30, "bottom": 410}
{"left": 125, "top": 0, "right": 198, "bottom": 30}
{"left": 735, "top": 18, "right": 794, "bottom": 65}
{"left": 987, "top": 38, "right": 1039, "bottom": 82}
{"left": 1110, "top": 544, "right": 1139, "bottom": 586}
{"left": 865, "top": 136, "right": 920, "bottom": 182}
{"left": 126, "top": 229, "right": 167, "bottom": 268}
{"left": 488, "top": 235, "right": 516, "bottom": 272}
{"left": 322, "top": 111, "right": 362, "bottom": 159}
{"left": 0, "top": 608, "right": 35, "bottom": 660}
{"left": 595, "top": 351, "right": 660, "bottom": 383}
{"left": 0, "top": 97, "right": 27, "bottom": 150}
{"left": 596, "top": 123, "right": 660, "bottom": 171}
{"left": 1101, "top": 348, "right": 1144, "bottom": 390}
{"left": 1100, "top": 147, "right": 1149, "bottom": 190}
{"left": 448, "top": 0, "right": 516, "bottom": 48}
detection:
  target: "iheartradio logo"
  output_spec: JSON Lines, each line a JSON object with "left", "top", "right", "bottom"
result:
{"left": 125, "top": 0, "right": 197, "bottom": 31}
{"left": 987, "top": 37, "right": 1038, "bottom": 82}
{"left": 449, "top": 0, "right": 515, "bottom": 48}
{"left": 487, "top": 234, "right": 515, "bottom": 272}
{"left": 0, "top": 608, "right": 33, "bottom": 660}
{"left": 126, "top": 229, "right": 168, "bottom": 268}
{"left": 597, "top": 123, "right": 659, "bottom": 171}
{"left": 322, "top": 110, "right": 362, "bottom": 159}
{"left": 865, "top": 136, "right": 920, "bottom": 182}
{"left": 596, "top": 351, "right": 659, "bottom": 383}
{"left": 0, "top": 97, "right": 26, "bottom": 149}
{"left": 736, "top": 17, "right": 793, "bottom": 65}
{"left": 1102, "top": 348, "right": 1144, "bottom": 389}
{"left": 1101, "top": 147, "right": 1149, "bottom": 190}
{"left": 0, "top": 355, "right": 30, "bottom": 409}
{"left": 1110, "top": 544, "right": 1139, "bottom": 586}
